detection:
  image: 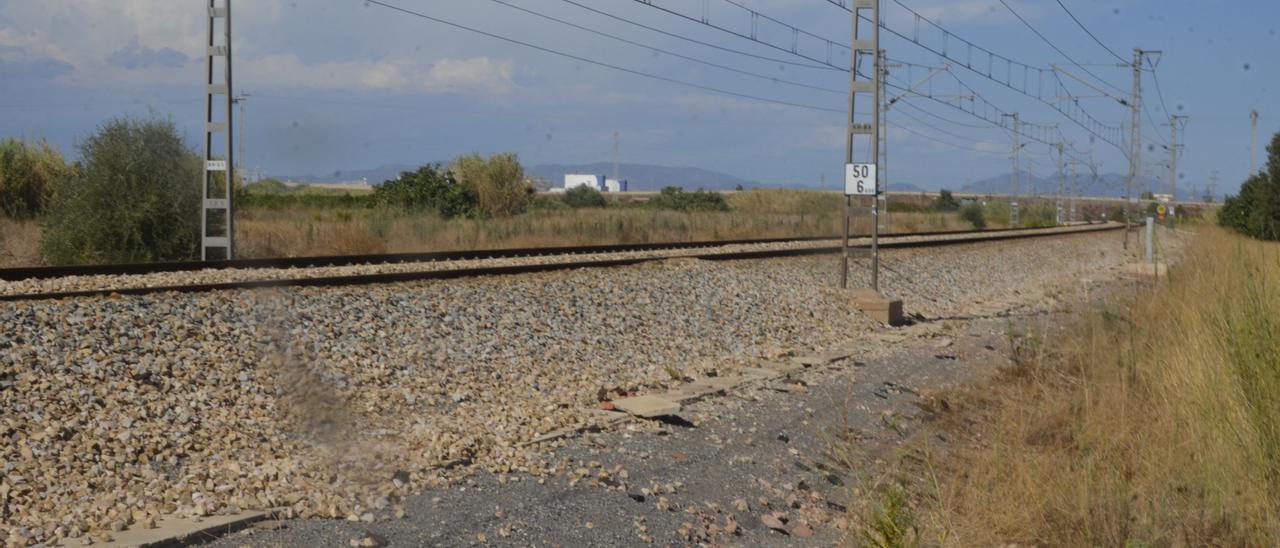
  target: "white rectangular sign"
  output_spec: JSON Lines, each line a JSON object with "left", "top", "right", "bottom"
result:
{"left": 844, "top": 163, "right": 877, "bottom": 196}
{"left": 205, "top": 160, "right": 228, "bottom": 172}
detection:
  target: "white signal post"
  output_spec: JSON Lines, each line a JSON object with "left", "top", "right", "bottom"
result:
{"left": 202, "top": 0, "right": 235, "bottom": 260}
{"left": 841, "top": 0, "right": 882, "bottom": 292}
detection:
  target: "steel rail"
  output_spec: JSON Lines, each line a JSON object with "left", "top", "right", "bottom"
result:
{"left": 0, "top": 226, "right": 1064, "bottom": 282}
{"left": 0, "top": 224, "right": 1121, "bottom": 303}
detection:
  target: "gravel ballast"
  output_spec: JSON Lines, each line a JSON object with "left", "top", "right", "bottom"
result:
{"left": 0, "top": 224, "right": 1115, "bottom": 299}
{"left": 0, "top": 230, "right": 1138, "bottom": 545}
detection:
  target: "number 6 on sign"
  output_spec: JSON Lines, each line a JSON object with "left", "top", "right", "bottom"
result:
{"left": 844, "top": 163, "right": 877, "bottom": 196}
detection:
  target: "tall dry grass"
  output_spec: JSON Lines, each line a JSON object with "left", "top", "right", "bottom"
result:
{"left": 235, "top": 191, "right": 969, "bottom": 258}
{"left": 0, "top": 218, "right": 42, "bottom": 267}
{"left": 2, "top": 189, "right": 972, "bottom": 264}
{"left": 902, "top": 227, "right": 1280, "bottom": 546}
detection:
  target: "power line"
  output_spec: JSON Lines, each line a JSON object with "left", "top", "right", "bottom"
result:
{"left": 994, "top": 0, "right": 1127, "bottom": 97}
{"left": 487, "top": 0, "right": 846, "bottom": 95}
{"left": 892, "top": 120, "right": 1006, "bottom": 155}
{"left": 0, "top": 98, "right": 201, "bottom": 109}
{"left": 885, "top": 67, "right": 1064, "bottom": 145}
{"left": 1148, "top": 57, "right": 1172, "bottom": 117}
{"left": 554, "top": 0, "right": 836, "bottom": 71}
{"left": 896, "top": 99, "right": 1002, "bottom": 130}
{"left": 1053, "top": 0, "right": 1127, "bottom": 64}
{"left": 828, "top": 0, "right": 1127, "bottom": 152}
{"left": 878, "top": 68, "right": 1101, "bottom": 167}
{"left": 361, "top": 0, "right": 844, "bottom": 114}
{"left": 892, "top": 107, "right": 1008, "bottom": 148}
{"left": 627, "top": 0, "right": 849, "bottom": 71}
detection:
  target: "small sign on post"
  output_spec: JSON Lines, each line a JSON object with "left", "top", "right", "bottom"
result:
{"left": 845, "top": 163, "right": 877, "bottom": 196}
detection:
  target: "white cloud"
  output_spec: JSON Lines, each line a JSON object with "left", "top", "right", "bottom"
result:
{"left": 242, "top": 55, "right": 515, "bottom": 95}
{"left": 0, "top": 1, "right": 514, "bottom": 95}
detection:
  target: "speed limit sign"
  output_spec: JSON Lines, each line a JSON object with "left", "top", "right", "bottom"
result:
{"left": 844, "top": 163, "right": 877, "bottom": 196}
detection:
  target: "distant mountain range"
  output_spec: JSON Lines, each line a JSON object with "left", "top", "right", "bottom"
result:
{"left": 958, "top": 171, "right": 1189, "bottom": 200}
{"left": 276, "top": 164, "right": 419, "bottom": 185}
{"left": 272, "top": 163, "right": 1185, "bottom": 199}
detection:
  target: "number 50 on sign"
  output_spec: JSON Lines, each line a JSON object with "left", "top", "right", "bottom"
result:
{"left": 845, "top": 163, "right": 878, "bottom": 196}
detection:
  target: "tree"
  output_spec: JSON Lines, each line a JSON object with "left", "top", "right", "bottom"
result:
{"left": 562, "top": 185, "right": 608, "bottom": 209}
{"left": 647, "top": 186, "right": 729, "bottom": 212}
{"left": 959, "top": 204, "right": 987, "bottom": 229}
{"left": 0, "top": 138, "right": 70, "bottom": 219}
{"left": 41, "top": 116, "right": 202, "bottom": 265}
{"left": 450, "top": 153, "right": 533, "bottom": 217}
{"left": 1220, "top": 131, "right": 1280, "bottom": 240}
{"left": 375, "top": 164, "right": 476, "bottom": 218}
{"left": 931, "top": 189, "right": 961, "bottom": 212}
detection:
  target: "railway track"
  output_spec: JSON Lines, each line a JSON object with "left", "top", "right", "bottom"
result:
{"left": 0, "top": 223, "right": 1122, "bottom": 302}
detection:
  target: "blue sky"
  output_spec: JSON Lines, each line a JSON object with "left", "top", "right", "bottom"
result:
{"left": 0, "top": 0, "right": 1275, "bottom": 197}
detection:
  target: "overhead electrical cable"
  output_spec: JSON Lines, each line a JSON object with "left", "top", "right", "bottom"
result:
{"left": 626, "top": 0, "right": 850, "bottom": 71}
{"left": 891, "top": 107, "right": 1009, "bottom": 147}
{"left": 1053, "top": 0, "right": 1127, "bottom": 64}
{"left": 894, "top": 98, "right": 1004, "bottom": 130}
{"left": 826, "top": 0, "right": 1127, "bottom": 152}
{"left": 877, "top": 69, "right": 1103, "bottom": 167}
{"left": 892, "top": 121, "right": 1007, "bottom": 155}
{"left": 554, "top": 0, "right": 837, "bottom": 70}
{"left": 1148, "top": 57, "right": 1172, "bottom": 117}
{"left": 361, "top": 0, "right": 844, "bottom": 113}
{"left": 994, "top": 0, "right": 1127, "bottom": 96}
{"left": 487, "top": 0, "right": 846, "bottom": 95}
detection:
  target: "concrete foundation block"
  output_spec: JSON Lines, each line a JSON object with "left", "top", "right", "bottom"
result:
{"left": 850, "top": 289, "right": 905, "bottom": 325}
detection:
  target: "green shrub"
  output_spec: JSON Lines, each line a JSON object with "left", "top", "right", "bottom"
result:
{"left": 375, "top": 164, "right": 476, "bottom": 218}
{"left": 562, "top": 185, "right": 608, "bottom": 209}
{"left": 960, "top": 203, "right": 987, "bottom": 229}
{"left": 0, "top": 138, "right": 70, "bottom": 219}
{"left": 528, "top": 194, "right": 569, "bottom": 211}
{"left": 451, "top": 152, "right": 533, "bottom": 217}
{"left": 41, "top": 116, "right": 202, "bottom": 265}
{"left": 241, "top": 191, "right": 377, "bottom": 211}
{"left": 931, "top": 189, "right": 961, "bottom": 212}
{"left": 646, "top": 186, "right": 729, "bottom": 212}
{"left": 984, "top": 201, "right": 1012, "bottom": 227}
{"left": 1220, "top": 133, "right": 1280, "bottom": 240}
{"left": 886, "top": 200, "right": 927, "bottom": 213}
{"left": 1021, "top": 204, "right": 1058, "bottom": 228}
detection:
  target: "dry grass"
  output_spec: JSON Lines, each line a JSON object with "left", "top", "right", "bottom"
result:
{"left": 235, "top": 191, "right": 969, "bottom": 259}
{"left": 2, "top": 190, "right": 972, "bottom": 264}
{"left": 0, "top": 218, "right": 42, "bottom": 267}
{"left": 877, "top": 227, "right": 1280, "bottom": 546}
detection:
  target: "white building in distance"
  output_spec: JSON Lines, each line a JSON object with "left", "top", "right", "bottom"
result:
{"left": 564, "top": 174, "right": 627, "bottom": 192}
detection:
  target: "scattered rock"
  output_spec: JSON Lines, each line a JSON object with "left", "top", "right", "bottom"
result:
{"left": 350, "top": 532, "right": 387, "bottom": 547}
{"left": 761, "top": 512, "right": 788, "bottom": 532}
{"left": 789, "top": 522, "right": 814, "bottom": 537}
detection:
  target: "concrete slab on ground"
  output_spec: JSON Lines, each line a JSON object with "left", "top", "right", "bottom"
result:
{"left": 612, "top": 395, "right": 681, "bottom": 418}
{"left": 92, "top": 510, "right": 275, "bottom": 548}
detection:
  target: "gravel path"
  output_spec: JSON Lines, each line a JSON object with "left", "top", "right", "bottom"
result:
{"left": 0, "top": 224, "right": 1114, "bottom": 298}
{"left": 208, "top": 296, "right": 1038, "bottom": 548}
{"left": 0, "top": 228, "right": 1144, "bottom": 546}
